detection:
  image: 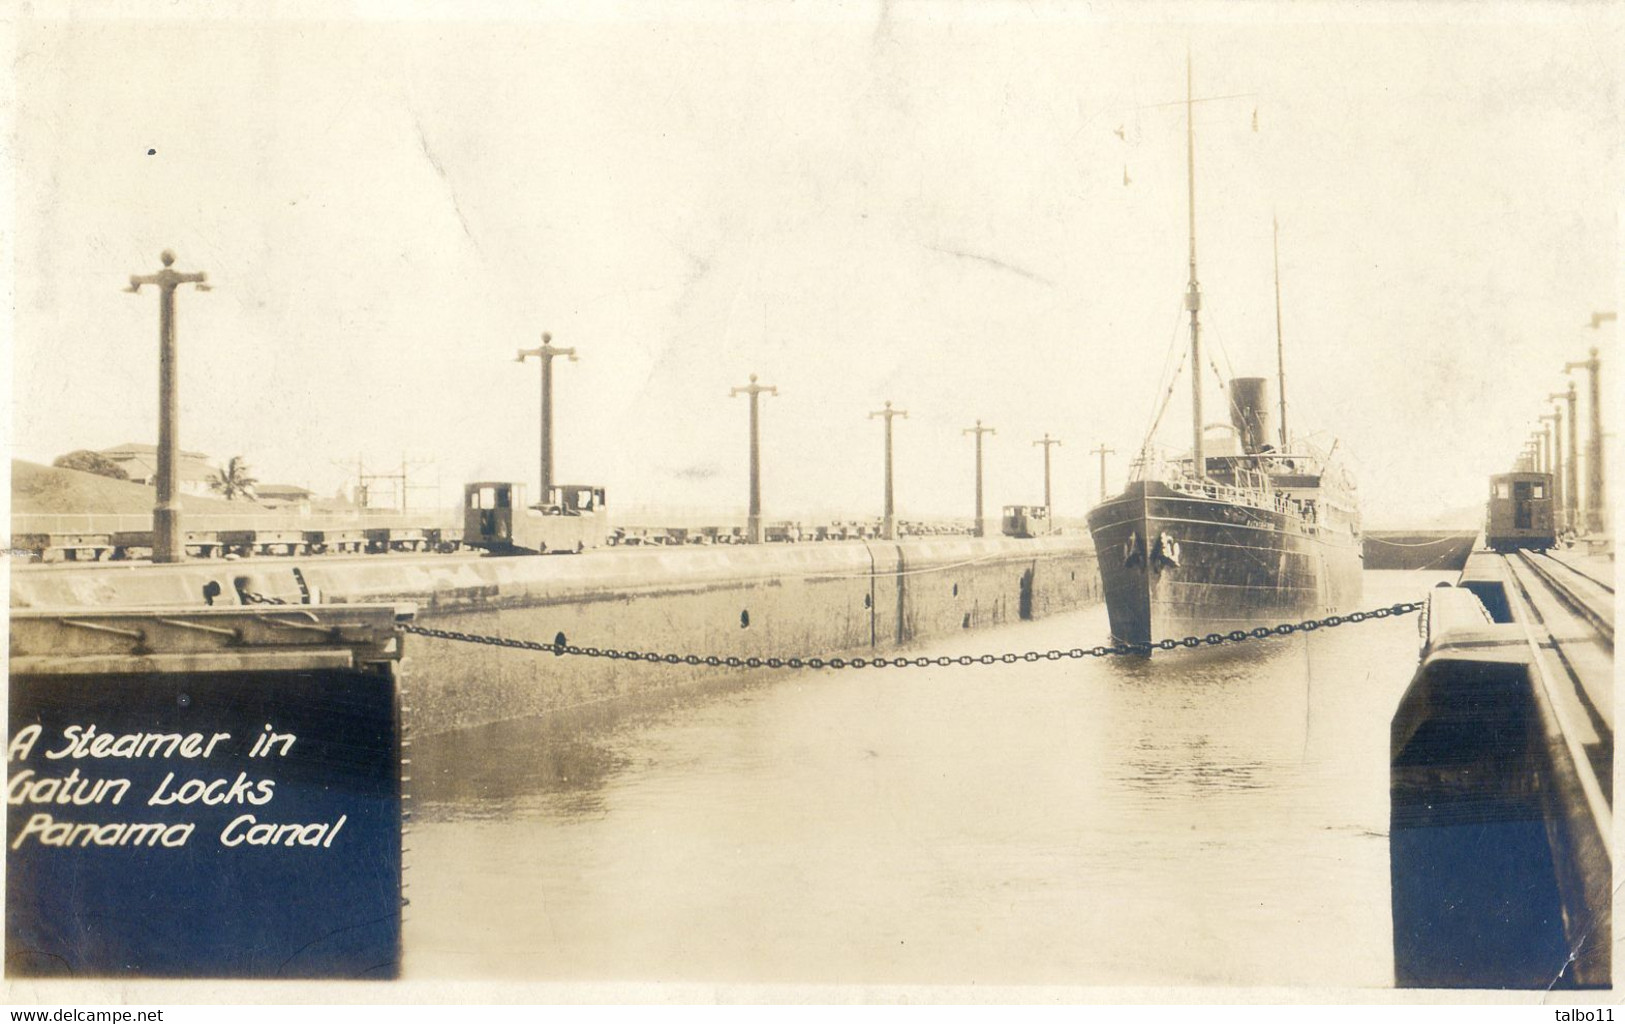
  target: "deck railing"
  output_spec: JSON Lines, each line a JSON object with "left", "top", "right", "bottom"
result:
{"left": 1133, "top": 453, "right": 1321, "bottom": 520}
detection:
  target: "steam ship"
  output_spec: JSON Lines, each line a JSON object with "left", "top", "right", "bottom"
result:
{"left": 1085, "top": 62, "right": 1363, "bottom": 648}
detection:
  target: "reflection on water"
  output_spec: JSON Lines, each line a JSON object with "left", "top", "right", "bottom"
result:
{"left": 405, "top": 572, "right": 1446, "bottom": 986}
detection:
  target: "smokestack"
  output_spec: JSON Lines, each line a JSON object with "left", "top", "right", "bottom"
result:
{"left": 1228, "top": 377, "right": 1272, "bottom": 455}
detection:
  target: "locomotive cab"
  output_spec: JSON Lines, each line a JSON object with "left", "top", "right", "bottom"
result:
{"left": 549, "top": 483, "right": 605, "bottom": 516}
{"left": 1485, "top": 472, "right": 1555, "bottom": 553}
{"left": 1002, "top": 505, "right": 1054, "bottom": 539}
{"left": 464, "top": 481, "right": 608, "bottom": 554}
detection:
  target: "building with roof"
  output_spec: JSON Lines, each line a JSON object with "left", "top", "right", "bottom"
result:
{"left": 99, "top": 443, "right": 220, "bottom": 498}
{"left": 253, "top": 483, "right": 314, "bottom": 514}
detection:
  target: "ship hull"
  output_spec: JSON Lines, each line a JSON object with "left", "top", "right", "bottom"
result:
{"left": 1086, "top": 480, "right": 1363, "bottom": 647}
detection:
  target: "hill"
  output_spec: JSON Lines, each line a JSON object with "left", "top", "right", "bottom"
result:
{"left": 11, "top": 460, "right": 248, "bottom": 516}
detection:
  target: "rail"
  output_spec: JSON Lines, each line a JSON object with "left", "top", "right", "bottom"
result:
{"left": 1393, "top": 554, "right": 1613, "bottom": 988}
{"left": 10, "top": 515, "right": 1013, "bottom": 561}
{"left": 1499, "top": 556, "right": 1613, "bottom": 861}
{"left": 11, "top": 511, "right": 455, "bottom": 535}
{"left": 1516, "top": 550, "right": 1614, "bottom": 647}
{"left": 1544, "top": 549, "right": 1616, "bottom": 595}
{"left": 1161, "top": 474, "right": 1303, "bottom": 517}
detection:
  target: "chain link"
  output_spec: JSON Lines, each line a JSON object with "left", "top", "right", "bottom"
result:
{"left": 373, "top": 600, "right": 1422, "bottom": 667}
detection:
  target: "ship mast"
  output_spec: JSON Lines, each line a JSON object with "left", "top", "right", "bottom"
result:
{"left": 1274, "top": 216, "right": 1288, "bottom": 451}
{"left": 1185, "top": 52, "right": 1205, "bottom": 480}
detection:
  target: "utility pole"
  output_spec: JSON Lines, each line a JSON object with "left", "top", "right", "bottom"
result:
{"left": 359, "top": 462, "right": 406, "bottom": 513}
{"left": 731, "top": 375, "right": 778, "bottom": 543}
{"left": 332, "top": 454, "right": 369, "bottom": 511}
{"left": 1564, "top": 346, "right": 1605, "bottom": 534}
{"left": 870, "top": 401, "right": 908, "bottom": 540}
{"left": 516, "top": 332, "right": 577, "bottom": 505}
{"left": 125, "top": 250, "right": 210, "bottom": 563}
{"left": 1552, "top": 381, "right": 1580, "bottom": 532}
{"left": 1033, "top": 434, "right": 1062, "bottom": 514}
{"left": 963, "top": 420, "right": 996, "bottom": 537}
{"left": 395, "top": 452, "right": 436, "bottom": 514}
{"left": 1540, "top": 411, "right": 1563, "bottom": 528}
{"left": 1090, "top": 444, "right": 1116, "bottom": 504}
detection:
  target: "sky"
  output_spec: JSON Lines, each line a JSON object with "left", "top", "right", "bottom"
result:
{"left": 7, "top": 0, "right": 1621, "bottom": 527}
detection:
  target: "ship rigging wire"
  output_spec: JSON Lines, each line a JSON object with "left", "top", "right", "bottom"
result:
{"left": 1135, "top": 295, "right": 1248, "bottom": 472}
{"left": 1140, "top": 351, "right": 1187, "bottom": 466}
{"left": 1141, "top": 292, "right": 1188, "bottom": 432}
{"left": 1199, "top": 303, "right": 1242, "bottom": 394}
{"left": 1136, "top": 297, "right": 1194, "bottom": 469}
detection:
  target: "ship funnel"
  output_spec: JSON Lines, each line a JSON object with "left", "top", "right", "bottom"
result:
{"left": 1228, "top": 377, "right": 1273, "bottom": 455}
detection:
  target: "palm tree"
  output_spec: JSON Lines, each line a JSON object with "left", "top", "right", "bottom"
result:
{"left": 209, "top": 456, "right": 258, "bottom": 501}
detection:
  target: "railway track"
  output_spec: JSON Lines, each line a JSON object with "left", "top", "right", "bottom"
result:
{"left": 1544, "top": 548, "right": 1615, "bottom": 594}
{"left": 1515, "top": 549, "right": 1614, "bottom": 648}
{"left": 1409, "top": 547, "right": 1617, "bottom": 988}
{"left": 15, "top": 522, "right": 988, "bottom": 563}
{"left": 1502, "top": 548, "right": 1614, "bottom": 809}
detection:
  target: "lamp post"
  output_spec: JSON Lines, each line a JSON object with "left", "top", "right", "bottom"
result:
{"left": 1551, "top": 382, "right": 1580, "bottom": 533}
{"left": 1540, "top": 410, "right": 1563, "bottom": 529}
{"left": 1564, "top": 346, "right": 1605, "bottom": 534}
{"left": 963, "top": 420, "right": 996, "bottom": 537}
{"left": 516, "top": 332, "right": 577, "bottom": 504}
{"left": 731, "top": 375, "right": 778, "bottom": 544}
{"left": 125, "top": 250, "right": 210, "bottom": 563}
{"left": 1090, "top": 444, "right": 1116, "bottom": 504}
{"left": 870, "top": 401, "right": 908, "bottom": 540}
{"left": 1033, "top": 434, "right": 1062, "bottom": 514}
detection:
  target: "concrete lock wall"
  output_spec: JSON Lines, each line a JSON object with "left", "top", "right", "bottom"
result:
{"left": 11, "top": 537, "right": 1101, "bottom": 735}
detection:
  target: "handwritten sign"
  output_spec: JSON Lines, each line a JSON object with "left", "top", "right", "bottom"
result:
{"left": 6, "top": 668, "right": 400, "bottom": 978}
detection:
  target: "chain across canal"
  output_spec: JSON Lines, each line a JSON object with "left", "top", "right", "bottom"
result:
{"left": 368, "top": 599, "right": 1422, "bottom": 667}
{"left": 236, "top": 590, "right": 1421, "bottom": 665}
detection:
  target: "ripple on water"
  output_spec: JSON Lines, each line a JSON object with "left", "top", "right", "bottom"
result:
{"left": 404, "top": 571, "right": 1447, "bottom": 986}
